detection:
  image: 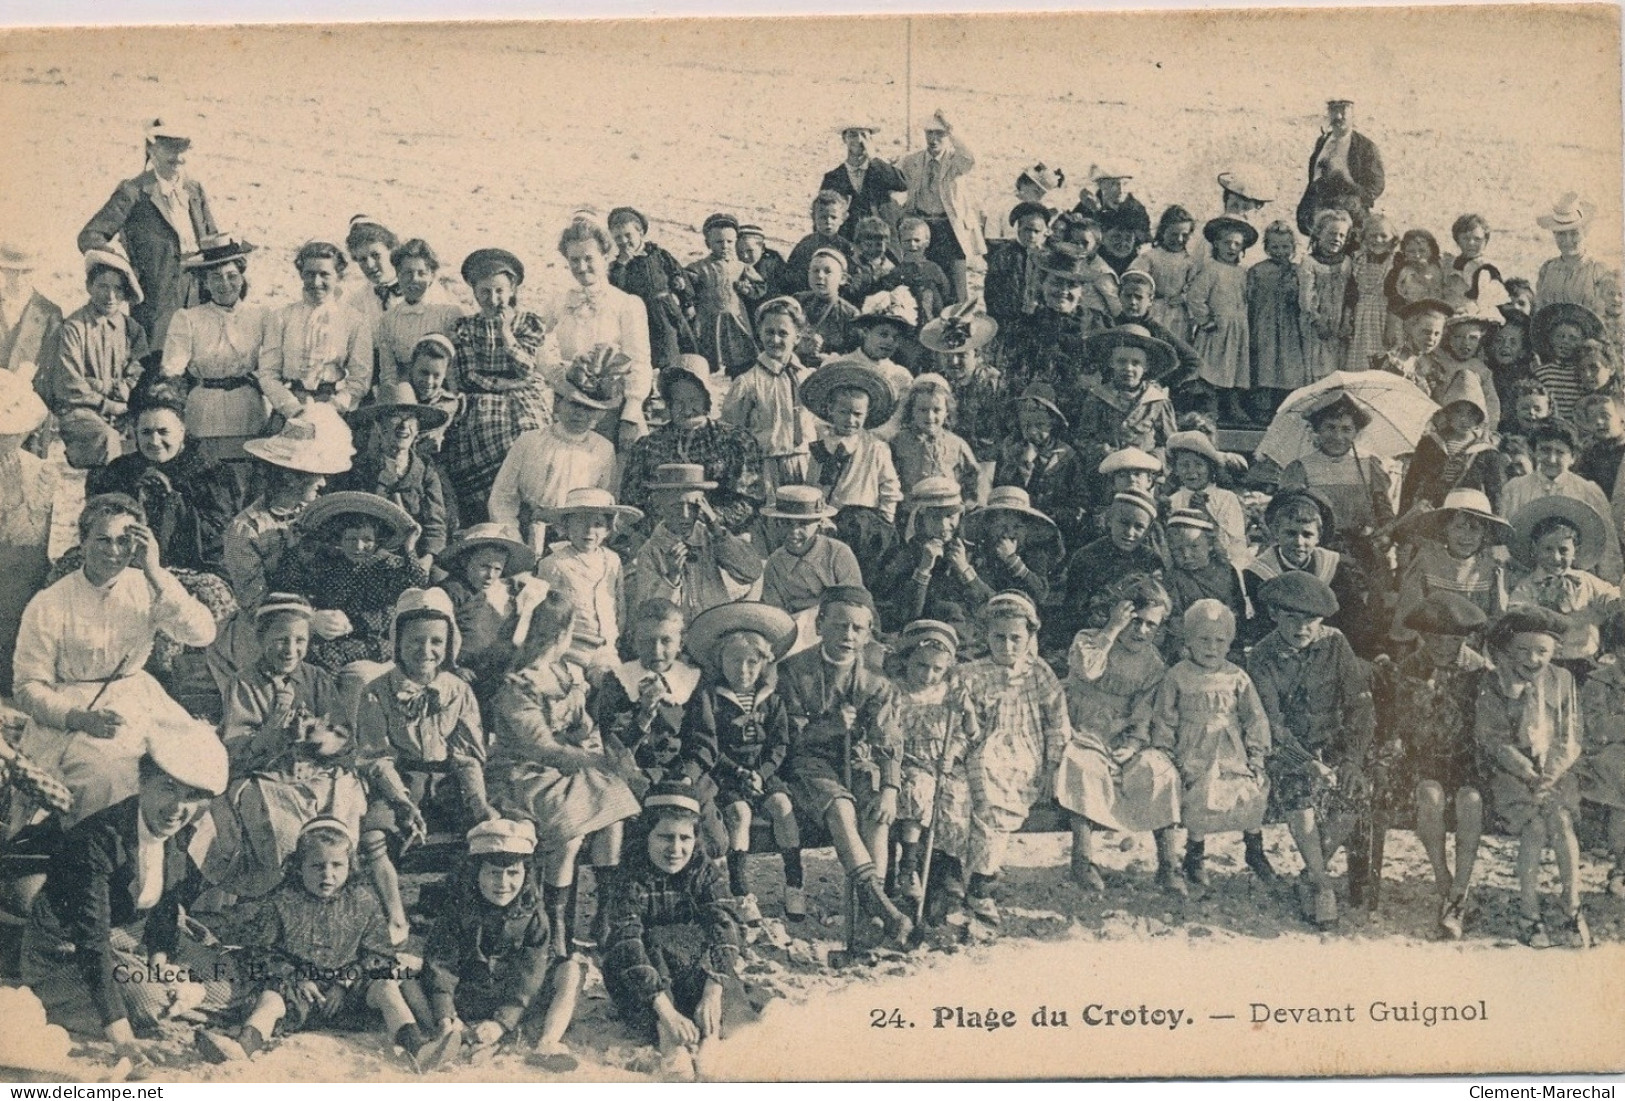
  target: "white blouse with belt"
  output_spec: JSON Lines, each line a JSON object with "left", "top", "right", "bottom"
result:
{"left": 161, "top": 300, "right": 270, "bottom": 443}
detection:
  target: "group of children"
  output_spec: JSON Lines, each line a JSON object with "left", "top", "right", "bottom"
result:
{"left": 4, "top": 144, "right": 1625, "bottom": 1079}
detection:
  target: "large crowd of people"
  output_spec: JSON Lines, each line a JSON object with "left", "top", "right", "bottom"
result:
{"left": 1, "top": 98, "right": 1623, "bottom": 1079}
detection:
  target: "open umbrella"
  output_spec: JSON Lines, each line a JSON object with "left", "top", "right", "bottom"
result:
{"left": 1256, "top": 370, "right": 1439, "bottom": 467}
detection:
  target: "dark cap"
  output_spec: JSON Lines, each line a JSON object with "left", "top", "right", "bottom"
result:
{"left": 1258, "top": 571, "right": 1340, "bottom": 617}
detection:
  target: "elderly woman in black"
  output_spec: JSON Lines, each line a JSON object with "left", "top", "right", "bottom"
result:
{"left": 19, "top": 725, "right": 230, "bottom": 1069}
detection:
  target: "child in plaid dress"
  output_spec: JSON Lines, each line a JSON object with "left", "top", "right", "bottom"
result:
{"left": 959, "top": 591, "right": 1070, "bottom": 926}
{"left": 886, "top": 619, "right": 977, "bottom": 918}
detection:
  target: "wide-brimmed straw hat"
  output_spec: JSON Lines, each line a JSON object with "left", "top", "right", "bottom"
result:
{"left": 1394, "top": 488, "right": 1512, "bottom": 546}
{"left": 907, "top": 475, "right": 965, "bottom": 511}
{"left": 1085, "top": 323, "right": 1178, "bottom": 378}
{"left": 182, "top": 233, "right": 256, "bottom": 271}
{"left": 1165, "top": 430, "right": 1224, "bottom": 470}
{"left": 645, "top": 462, "right": 717, "bottom": 493}
{"left": 298, "top": 490, "right": 417, "bottom": 548}
{"left": 241, "top": 405, "right": 355, "bottom": 475}
{"left": 460, "top": 247, "right": 525, "bottom": 287}
{"left": 919, "top": 300, "right": 998, "bottom": 354}
{"left": 762, "top": 484, "right": 837, "bottom": 522}
{"left": 542, "top": 486, "right": 644, "bottom": 530}
{"left": 146, "top": 715, "right": 229, "bottom": 797}
{"left": 1531, "top": 302, "right": 1605, "bottom": 362}
{"left": 443, "top": 522, "right": 536, "bottom": 574}
{"left": 1537, "top": 192, "right": 1594, "bottom": 232}
{"left": 685, "top": 600, "right": 798, "bottom": 669}
{"left": 82, "top": 249, "right": 144, "bottom": 305}
{"left": 1203, "top": 216, "right": 1260, "bottom": 250}
{"left": 349, "top": 381, "right": 450, "bottom": 430}
{"left": 1510, "top": 495, "right": 1609, "bottom": 571}
{"left": 964, "top": 485, "right": 1063, "bottom": 558}
{"left": 800, "top": 362, "right": 897, "bottom": 427}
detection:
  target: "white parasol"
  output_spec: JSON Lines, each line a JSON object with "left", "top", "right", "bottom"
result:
{"left": 1256, "top": 370, "right": 1439, "bottom": 467}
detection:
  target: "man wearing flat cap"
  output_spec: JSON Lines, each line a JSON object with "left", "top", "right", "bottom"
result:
{"left": 819, "top": 125, "right": 908, "bottom": 248}
{"left": 1296, "top": 98, "right": 1385, "bottom": 236}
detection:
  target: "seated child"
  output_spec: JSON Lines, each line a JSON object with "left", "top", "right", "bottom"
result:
{"left": 627, "top": 463, "right": 764, "bottom": 625}
{"left": 794, "top": 248, "right": 860, "bottom": 369}
{"left": 355, "top": 587, "right": 491, "bottom": 944}
{"left": 1243, "top": 488, "right": 1376, "bottom": 657}
{"left": 1475, "top": 605, "right": 1588, "bottom": 948}
{"left": 37, "top": 250, "right": 149, "bottom": 436}
{"left": 962, "top": 485, "right": 1064, "bottom": 606}
{"left": 872, "top": 477, "right": 995, "bottom": 636}
{"left": 922, "top": 301, "right": 1005, "bottom": 459}
{"left": 595, "top": 781, "right": 749, "bottom": 1079}
{"left": 760, "top": 486, "right": 863, "bottom": 624}
{"left": 1390, "top": 489, "right": 1510, "bottom": 643}
{"left": 405, "top": 333, "right": 464, "bottom": 457}
{"left": 440, "top": 523, "right": 540, "bottom": 706}
{"left": 329, "top": 383, "right": 452, "bottom": 566}
{"left": 720, "top": 296, "right": 819, "bottom": 489}
{"left": 196, "top": 818, "right": 459, "bottom": 1071}
{"left": 805, "top": 363, "right": 903, "bottom": 571}
{"left": 885, "top": 619, "right": 977, "bottom": 919}
{"left": 784, "top": 191, "right": 857, "bottom": 297}
{"left": 1160, "top": 509, "right": 1248, "bottom": 666}
{"left": 1071, "top": 324, "right": 1178, "bottom": 467}
{"left": 1054, "top": 489, "right": 1165, "bottom": 650}
{"left": 1165, "top": 429, "right": 1248, "bottom": 564}
{"left": 958, "top": 591, "right": 1070, "bottom": 926}
{"left": 890, "top": 373, "right": 982, "bottom": 505}
{"left": 1278, "top": 390, "right": 1395, "bottom": 583}
{"left": 1502, "top": 418, "right": 1624, "bottom": 583}
{"left": 1370, "top": 593, "right": 1490, "bottom": 937}
{"left": 1149, "top": 599, "right": 1274, "bottom": 888}
{"left": 536, "top": 487, "right": 641, "bottom": 670}
{"left": 1054, "top": 575, "right": 1181, "bottom": 894}
{"left": 1578, "top": 608, "right": 1625, "bottom": 897}
{"left": 842, "top": 217, "right": 898, "bottom": 307}
{"left": 423, "top": 818, "right": 584, "bottom": 1069}
{"left": 1247, "top": 572, "right": 1376, "bottom": 927}
{"left": 1398, "top": 370, "right": 1505, "bottom": 516}
{"left": 1576, "top": 390, "right": 1625, "bottom": 495}
{"left": 993, "top": 382, "right": 1088, "bottom": 549}
{"left": 273, "top": 493, "right": 430, "bottom": 678}
{"left": 678, "top": 601, "right": 803, "bottom": 921}
{"left": 221, "top": 594, "right": 344, "bottom": 774}
{"left": 1090, "top": 444, "right": 1166, "bottom": 540}
{"left": 1508, "top": 499, "right": 1622, "bottom": 679}
{"left": 590, "top": 598, "right": 701, "bottom": 787}
{"left": 778, "top": 586, "right": 915, "bottom": 943}
{"left": 490, "top": 585, "right": 641, "bottom": 956}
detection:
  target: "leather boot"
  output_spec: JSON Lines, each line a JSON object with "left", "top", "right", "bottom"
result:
{"left": 1243, "top": 830, "right": 1279, "bottom": 882}
{"left": 1154, "top": 827, "right": 1188, "bottom": 897}
{"left": 1183, "top": 837, "right": 1209, "bottom": 886}
{"left": 854, "top": 866, "right": 913, "bottom": 945}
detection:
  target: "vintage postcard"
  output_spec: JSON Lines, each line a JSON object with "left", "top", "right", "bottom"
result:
{"left": 0, "top": 4, "right": 1622, "bottom": 1085}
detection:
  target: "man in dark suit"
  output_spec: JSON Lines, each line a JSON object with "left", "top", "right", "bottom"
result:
{"left": 1296, "top": 98, "right": 1385, "bottom": 235}
{"left": 818, "top": 125, "right": 907, "bottom": 246}
{"left": 78, "top": 118, "right": 218, "bottom": 349}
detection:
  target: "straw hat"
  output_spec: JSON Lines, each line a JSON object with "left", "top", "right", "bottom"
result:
{"left": 542, "top": 486, "right": 644, "bottom": 530}
{"left": 1216, "top": 165, "right": 1275, "bottom": 202}
{"left": 920, "top": 300, "right": 998, "bottom": 354}
{"left": 964, "top": 485, "right": 1063, "bottom": 557}
{"left": 443, "top": 522, "right": 536, "bottom": 574}
{"left": 349, "top": 381, "right": 450, "bottom": 430}
{"left": 1085, "top": 324, "right": 1178, "bottom": 378}
{"left": 1531, "top": 302, "right": 1605, "bottom": 362}
{"left": 82, "top": 249, "right": 144, "bottom": 305}
{"left": 1202, "top": 216, "right": 1260, "bottom": 251}
{"left": 298, "top": 490, "right": 417, "bottom": 547}
{"left": 1510, "top": 495, "right": 1609, "bottom": 571}
{"left": 762, "top": 484, "right": 837, "bottom": 522}
{"left": 645, "top": 462, "right": 718, "bottom": 493}
{"left": 1018, "top": 163, "right": 1064, "bottom": 194}
{"left": 1537, "top": 193, "right": 1594, "bottom": 232}
{"left": 1090, "top": 158, "right": 1139, "bottom": 183}
{"left": 1394, "top": 487, "right": 1511, "bottom": 547}
{"left": 182, "top": 233, "right": 256, "bottom": 271}
{"left": 800, "top": 362, "right": 897, "bottom": 427}
{"left": 685, "top": 600, "right": 797, "bottom": 669}
{"left": 1035, "top": 241, "right": 1099, "bottom": 283}
{"left": 241, "top": 405, "right": 355, "bottom": 475}
{"left": 907, "top": 475, "right": 965, "bottom": 511}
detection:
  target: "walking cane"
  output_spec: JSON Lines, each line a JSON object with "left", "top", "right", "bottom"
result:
{"left": 912, "top": 719, "right": 953, "bottom": 936}
{"left": 842, "top": 709, "right": 859, "bottom": 957}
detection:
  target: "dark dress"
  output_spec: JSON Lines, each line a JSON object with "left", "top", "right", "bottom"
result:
{"left": 610, "top": 243, "right": 698, "bottom": 372}
{"left": 239, "top": 880, "right": 397, "bottom": 1030}
{"left": 1371, "top": 648, "right": 1490, "bottom": 827}
{"left": 871, "top": 538, "right": 997, "bottom": 636}
{"left": 423, "top": 872, "right": 554, "bottom": 1031}
{"left": 85, "top": 442, "right": 243, "bottom": 575}
{"left": 271, "top": 546, "right": 430, "bottom": 671}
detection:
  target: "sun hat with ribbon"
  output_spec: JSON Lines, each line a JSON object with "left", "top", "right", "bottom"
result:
{"left": 82, "top": 249, "right": 144, "bottom": 304}
{"left": 555, "top": 344, "right": 631, "bottom": 410}
{"left": 298, "top": 490, "right": 417, "bottom": 548}
{"left": 1537, "top": 192, "right": 1594, "bottom": 232}
{"left": 241, "top": 404, "right": 355, "bottom": 476}
{"left": 919, "top": 299, "right": 998, "bottom": 354}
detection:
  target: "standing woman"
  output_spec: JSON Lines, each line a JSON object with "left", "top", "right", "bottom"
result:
{"left": 160, "top": 234, "right": 268, "bottom": 463}
{"left": 443, "top": 248, "right": 551, "bottom": 525}
{"left": 78, "top": 117, "right": 218, "bottom": 349}
{"left": 258, "top": 241, "right": 374, "bottom": 422}
{"left": 544, "top": 216, "right": 654, "bottom": 450}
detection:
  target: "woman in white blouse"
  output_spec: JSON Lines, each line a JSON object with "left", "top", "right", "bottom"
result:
{"left": 543, "top": 217, "right": 652, "bottom": 450}
{"left": 257, "top": 241, "right": 373, "bottom": 421}
{"left": 160, "top": 234, "right": 268, "bottom": 462}
{"left": 10, "top": 493, "right": 216, "bottom": 833}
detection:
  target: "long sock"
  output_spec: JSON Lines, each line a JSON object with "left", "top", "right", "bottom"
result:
{"left": 782, "top": 847, "right": 804, "bottom": 889}
{"left": 543, "top": 883, "right": 570, "bottom": 958}
{"left": 967, "top": 871, "right": 997, "bottom": 900}
{"left": 726, "top": 850, "right": 749, "bottom": 897}
{"left": 898, "top": 840, "right": 921, "bottom": 878}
